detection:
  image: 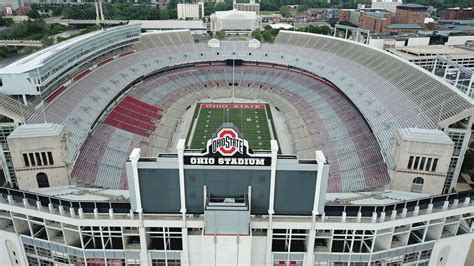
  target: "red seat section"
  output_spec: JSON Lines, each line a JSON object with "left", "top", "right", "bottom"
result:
{"left": 124, "top": 96, "right": 163, "bottom": 112}
{"left": 45, "top": 85, "right": 66, "bottom": 103}
{"left": 118, "top": 50, "right": 135, "bottom": 57}
{"left": 97, "top": 57, "right": 114, "bottom": 67}
{"left": 103, "top": 96, "right": 161, "bottom": 137}
{"left": 73, "top": 69, "right": 92, "bottom": 81}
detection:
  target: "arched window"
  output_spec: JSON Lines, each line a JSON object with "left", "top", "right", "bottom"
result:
{"left": 411, "top": 177, "right": 424, "bottom": 193}
{"left": 36, "top": 172, "right": 49, "bottom": 188}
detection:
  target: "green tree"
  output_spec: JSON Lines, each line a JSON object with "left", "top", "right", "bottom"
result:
{"left": 27, "top": 9, "right": 41, "bottom": 19}
{"left": 279, "top": 6, "right": 291, "bottom": 18}
{"left": 159, "top": 8, "right": 170, "bottom": 20}
{"left": 252, "top": 29, "right": 262, "bottom": 41}
{"left": 216, "top": 30, "right": 225, "bottom": 40}
{"left": 262, "top": 30, "right": 273, "bottom": 42}
{"left": 41, "top": 36, "right": 54, "bottom": 46}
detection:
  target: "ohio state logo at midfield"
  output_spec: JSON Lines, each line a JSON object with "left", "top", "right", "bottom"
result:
{"left": 210, "top": 128, "right": 244, "bottom": 156}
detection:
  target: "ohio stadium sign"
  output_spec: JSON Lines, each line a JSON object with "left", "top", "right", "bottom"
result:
{"left": 184, "top": 127, "right": 271, "bottom": 166}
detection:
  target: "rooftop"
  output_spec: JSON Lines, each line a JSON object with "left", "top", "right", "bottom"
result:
{"left": 387, "top": 44, "right": 474, "bottom": 60}
{"left": 385, "top": 23, "right": 423, "bottom": 29}
{"left": 439, "top": 19, "right": 474, "bottom": 25}
{"left": 0, "top": 25, "right": 138, "bottom": 74}
{"left": 8, "top": 123, "right": 63, "bottom": 139}
{"left": 129, "top": 20, "right": 206, "bottom": 30}
{"left": 326, "top": 190, "right": 429, "bottom": 205}
{"left": 398, "top": 3, "right": 427, "bottom": 9}
{"left": 213, "top": 9, "right": 258, "bottom": 20}
{"left": 398, "top": 128, "right": 454, "bottom": 145}
{"left": 365, "top": 11, "right": 389, "bottom": 19}
{"left": 28, "top": 186, "right": 130, "bottom": 202}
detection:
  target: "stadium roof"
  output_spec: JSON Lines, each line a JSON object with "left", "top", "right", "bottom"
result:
{"left": 398, "top": 3, "right": 427, "bottom": 9}
{"left": 212, "top": 9, "right": 258, "bottom": 20}
{"left": 0, "top": 29, "right": 108, "bottom": 74}
{"left": 28, "top": 186, "right": 130, "bottom": 201}
{"left": 398, "top": 128, "right": 454, "bottom": 145}
{"left": 385, "top": 24, "right": 424, "bottom": 29}
{"left": 8, "top": 123, "right": 63, "bottom": 139}
{"left": 269, "top": 23, "right": 293, "bottom": 30}
{"left": 129, "top": 20, "right": 206, "bottom": 30}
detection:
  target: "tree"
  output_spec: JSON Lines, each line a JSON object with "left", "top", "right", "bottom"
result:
{"left": 27, "top": 9, "right": 41, "bottom": 19}
{"left": 252, "top": 29, "right": 262, "bottom": 41}
{"left": 159, "top": 9, "right": 170, "bottom": 20}
{"left": 204, "top": 2, "right": 216, "bottom": 16}
{"left": 279, "top": 6, "right": 291, "bottom": 18}
{"left": 0, "top": 16, "right": 13, "bottom": 27}
{"left": 41, "top": 36, "right": 54, "bottom": 46}
{"left": 262, "top": 30, "right": 273, "bottom": 42}
{"left": 216, "top": 30, "right": 225, "bottom": 40}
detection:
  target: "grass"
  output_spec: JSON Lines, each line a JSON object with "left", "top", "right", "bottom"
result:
{"left": 188, "top": 103, "right": 274, "bottom": 151}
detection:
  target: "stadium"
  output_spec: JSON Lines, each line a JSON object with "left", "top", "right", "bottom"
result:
{"left": 0, "top": 24, "right": 473, "bottom": 265}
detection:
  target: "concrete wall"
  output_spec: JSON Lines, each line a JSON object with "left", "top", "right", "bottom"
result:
{"left": 446, "top": 35, "right": 474, "bottom": 46}
{"left": 407, "top": 37, "right": 430, "bottom": 46}
{"left": 429, "top": 234, "right": 474, "bottom": 265}
{"left": 390, "top": 132, "right": 454, "bottom": 195}
{"left": 0, "top": 231, "right": 25, "bottom": 266}
{"left": 8, "top": 130, "right": 70, "bottom": 190}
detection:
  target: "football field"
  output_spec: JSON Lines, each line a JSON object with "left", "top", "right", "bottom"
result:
{"left": 187, "top": 103, "right": 276, "bottom": 151}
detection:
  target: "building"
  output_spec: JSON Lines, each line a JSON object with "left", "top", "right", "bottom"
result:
{"left": 233, "top": 0, "right": 260, "bottom": 14}
{"left": 177, "top": 3, "right": 204, "bottom": 19}
{"left": 349, "top": 11, "right": 361, "bottom": 26}
{"left": 338, "top": 9, "right": 353, "bottom": 22}
{"left": 384, "top": 23, "right": 424, "bottom": 33}
{"left": 387, "top": 44, "right": 474, "bottom": 70}
{"left": 0, "top": 24, "right": 141, "bottom": 100}
{"left": 1, "top": 174, "right": 474, "bottom": 265}
{"left": 322, "top": 8, "right": 339, "bottom": 21}
{"left": 359, "top": 11, "right": 392, "bottom": 33}
{"left": 0, "top": 29, "right": 473, "bottom": 265}
{"left": 389, "top": 128, "right": 454, "bottom": 195}
{"left": 7, "top": 123, "right": 71, "bottom": 190}
{"left": 210, "top": 9, "right": 262, "bottom": 34}
{"left": 371, "top": 0, "right": 402, "bottom": 13}
{"left": 396, "top": 3, "right": 428, "bottom": 25}
{"left": 128, "top": 20, "right": 207, "bottom": 35}
{"left": 440, "top": 8, "right": 474, "bottom": 20}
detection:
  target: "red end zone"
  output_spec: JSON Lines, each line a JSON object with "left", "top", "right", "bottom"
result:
{"left": 200, "top": 103, "right": 265, "bottom": 109}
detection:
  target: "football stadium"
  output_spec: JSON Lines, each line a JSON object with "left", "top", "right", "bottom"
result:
{"left": 187, "top": 102, "right": 275, "bottom": 151}
{"left": 0, "top": 25, "right": 473, "bottom": 265}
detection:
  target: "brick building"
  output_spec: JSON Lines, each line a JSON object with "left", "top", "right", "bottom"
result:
{"left": 396, "top": 3, "right": 427, "bottom": 25}
{"left": 439, "top": 8, "right": 474, "bottom": 20}
{"left": 360, "top": 11, "right": 393, "bottom": 32}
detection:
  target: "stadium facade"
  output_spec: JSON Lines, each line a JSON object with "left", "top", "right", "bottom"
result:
{"left": 0, "top": 25, "right": 473, "bottom": 265}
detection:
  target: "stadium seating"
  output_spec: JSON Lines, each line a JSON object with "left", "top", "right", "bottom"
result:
{"left": 26, "top": 31, "right": 472, "bottom": 192}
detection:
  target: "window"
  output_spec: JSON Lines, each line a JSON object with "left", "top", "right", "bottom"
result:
{"left": 411, "top": 177, "right": 424, "bottom": 193}
{"left": 47, "top": 152, "right": 54, "bottom": 165}
{"left": 407, "top": 156, "right": 414, "bottom": 169}
{"left": 425, "top": 158, "right": 432, "bottom": 171}
{"left": 41, "top": 152, "right": 48, "bottom": 166}
{"left": 35, "top": 153, "right": 42, "bottom": 166}
{"left": 431, "top": 159, "right": 438, "bottom": 172}
{"left": 29, "top": 153, "right": 36, "bottom": 166}
{"left": 22, "top": 154, "right": 29, "bottom": 167}
{"left": 413, "top": 157, "right": 420, "bottom": 169}
{"left": 420, "top": 157, "right": 426, "bottom": 170}
{"left": 36, "top": 173, "right": 50, "bottom": 188}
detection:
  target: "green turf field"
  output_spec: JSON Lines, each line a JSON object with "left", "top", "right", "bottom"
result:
{"left": 187, "top": 103, "right": 275, "bottom": 151}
